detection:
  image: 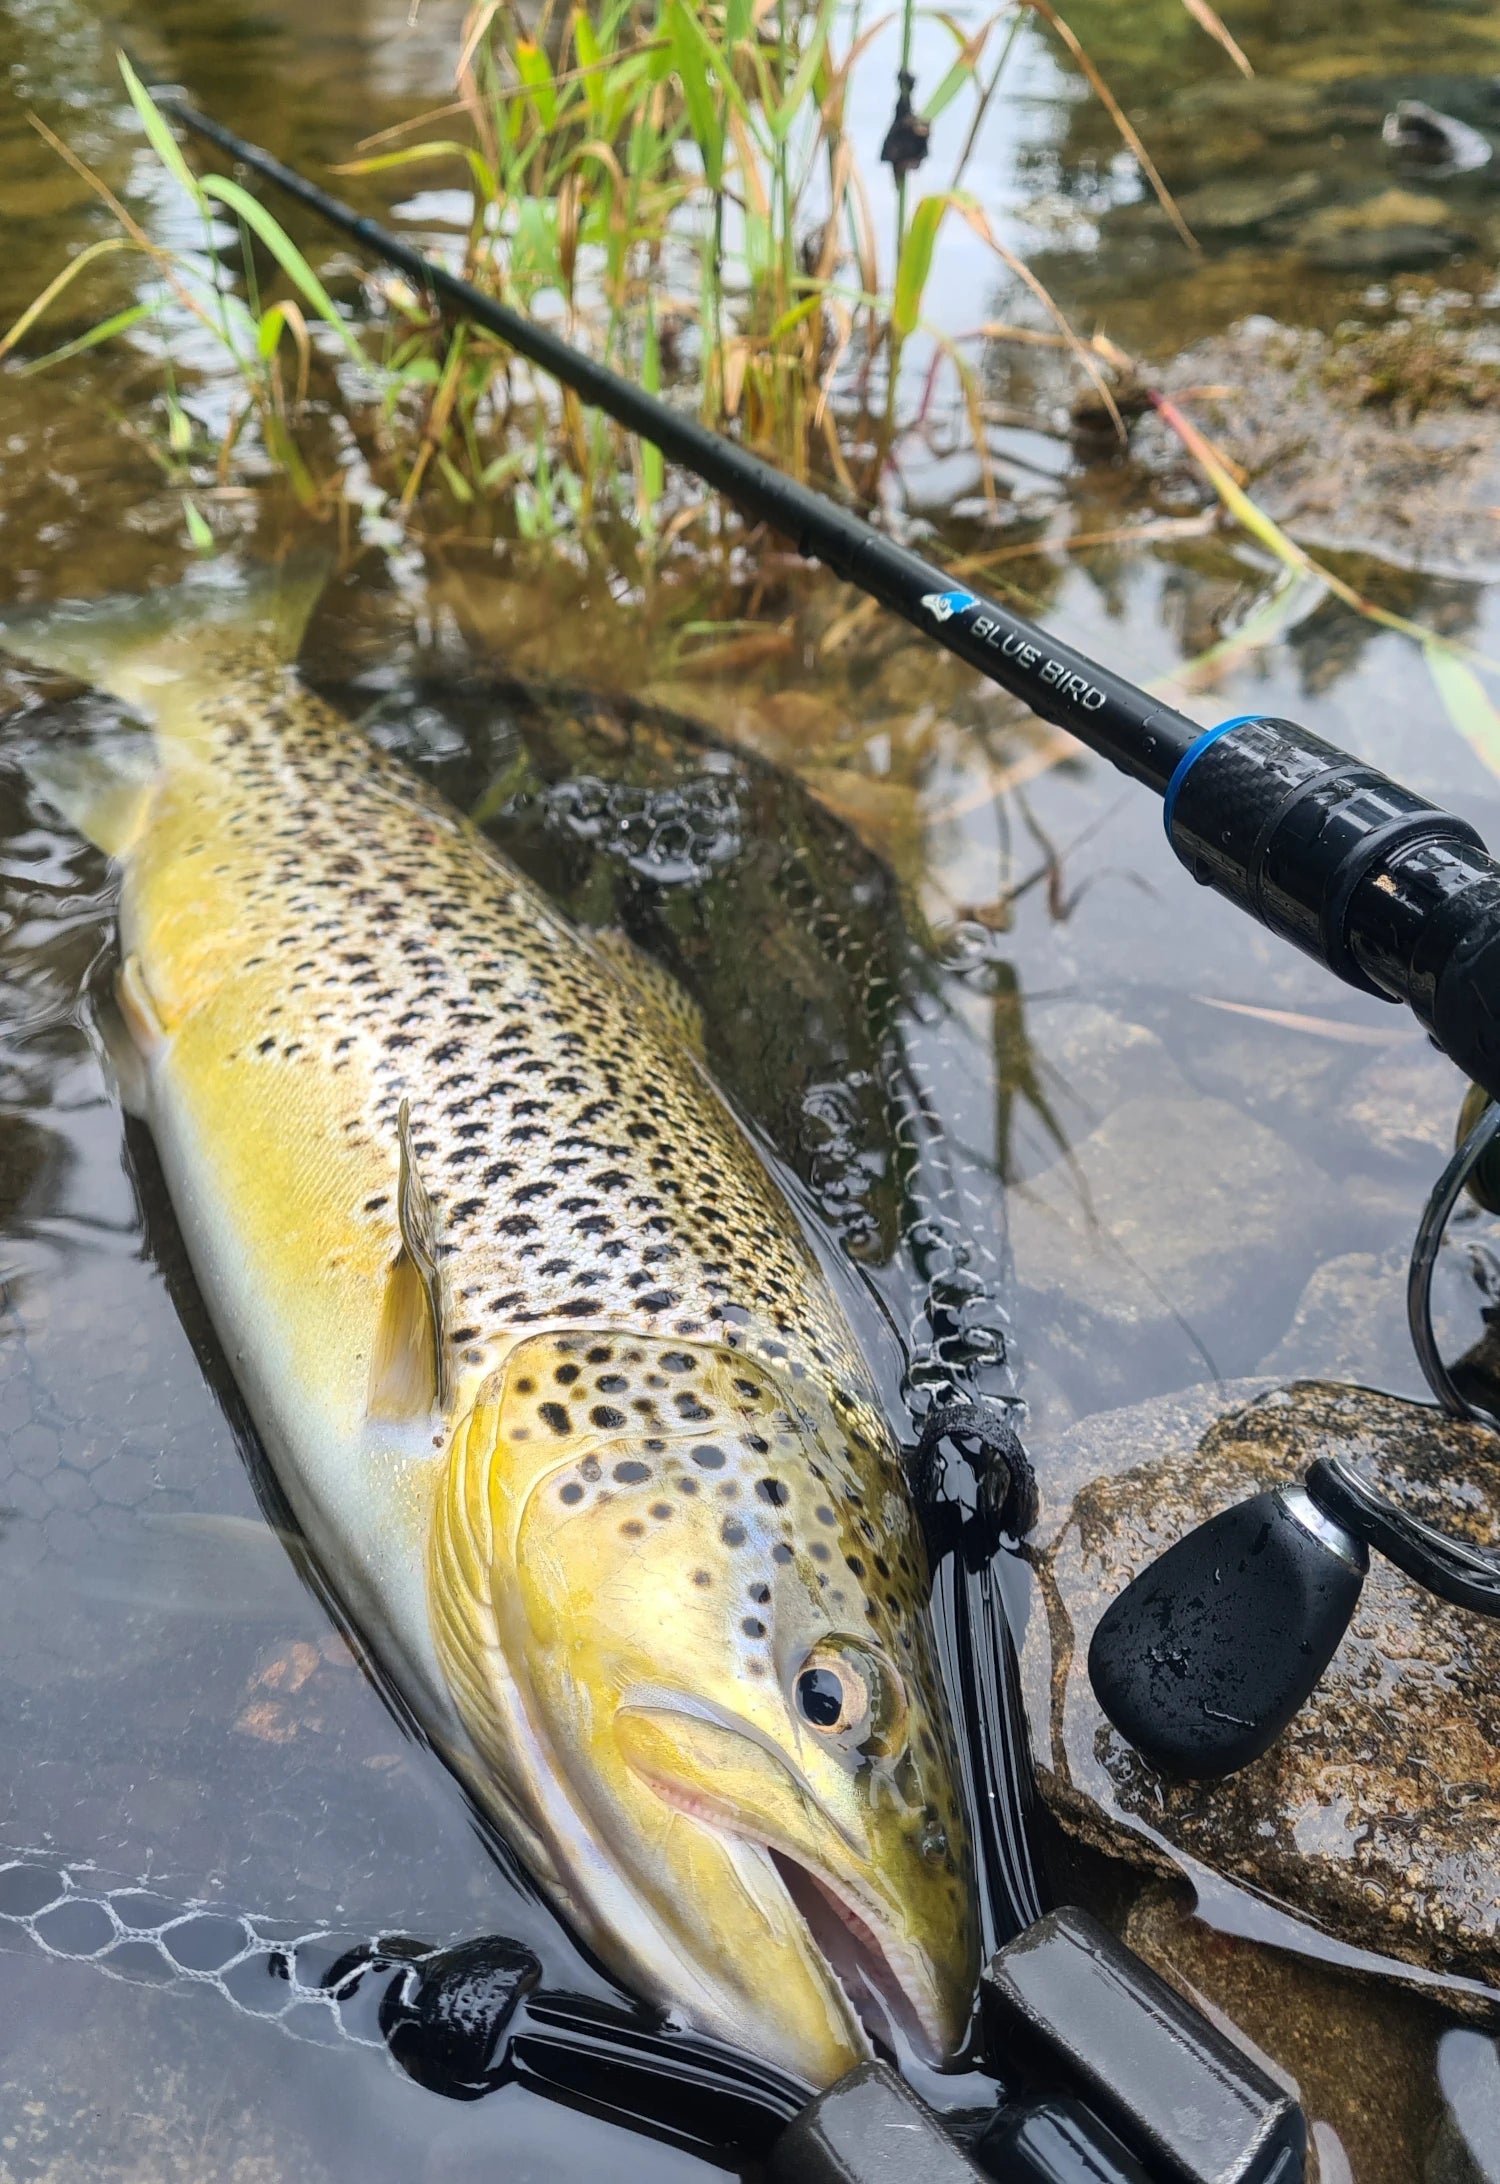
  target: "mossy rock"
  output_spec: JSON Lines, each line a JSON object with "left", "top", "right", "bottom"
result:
{"left": 1023, "top": 1379, "right": 1500, "bottom": 2017}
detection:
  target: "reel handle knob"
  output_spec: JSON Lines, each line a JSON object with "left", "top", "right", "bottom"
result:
{"left": 1087, "top": 1488, "right": 1367, "bottom": 1780}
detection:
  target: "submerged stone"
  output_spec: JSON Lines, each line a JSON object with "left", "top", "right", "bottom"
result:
{"left": 1176, "top": 171, "right": 1322, "bottom": 234}
{"left": 1022, "top": 1379, "right": 1500, "bottom": 2015}
{"left": 1119, "top": 1884, "right": 1462, "bottom": 2184}
{"left": 1009, "top": 1098, "right": 1337, "bottom": 1407}
{"left": 1295, "top": 188, "right": 1471, "bottom": 270}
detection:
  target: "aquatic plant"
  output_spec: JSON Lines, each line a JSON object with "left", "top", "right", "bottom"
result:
{"left": 0, "top": 3, "right": 1234, "bottom": 556}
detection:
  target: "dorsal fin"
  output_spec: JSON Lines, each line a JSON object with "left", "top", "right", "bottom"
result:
{"left": 368, "top": 1100, "right": 448, "bottom": 1421}
{"left": 590, "top": 929, "right": 705, "bottom": 1057}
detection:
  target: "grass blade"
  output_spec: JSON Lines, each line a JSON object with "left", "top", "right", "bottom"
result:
{"left": 198, "top": 174, "right": 366, "bottom": 366}
{"left": 18, "top": 301, "right": 151, "bottom": 374}
{"left": 1152, "top": 389, "right": 1500, "bottom": 679}
{"left": 893, "top": 193, "right": 950, "bottom": 337}
{"left": 118, "top": 55, "right": 203, "bottom": 199}
{"left": 1425, "top": 647, "right": 1500, "bottom": 784}
{"left": 0, "top": 236, "right": 135, "bottom": 362}
{"left": 1178, "top": 0, "right": 1253, "bottom": 77}
{"left": 1022, "top": 1, "right": 1198, "bottom": 254}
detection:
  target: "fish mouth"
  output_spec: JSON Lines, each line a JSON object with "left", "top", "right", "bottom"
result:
{"left": 638, "top": 1759, "right": 950, "bottom": 2067}
{"left": 766, "top": 1847, "right": 944, "bottom": 2067}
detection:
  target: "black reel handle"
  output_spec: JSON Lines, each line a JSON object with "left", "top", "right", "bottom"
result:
{"left": 1306, "top": 1455, "right": 1500, "bottom": 1615}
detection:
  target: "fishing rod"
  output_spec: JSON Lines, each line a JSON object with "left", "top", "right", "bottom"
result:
{"left": 166, "top": 98, "right": 1500, "bottom": 1116}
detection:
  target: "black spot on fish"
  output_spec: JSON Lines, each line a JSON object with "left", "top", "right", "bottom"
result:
{"left": 693, "top": 1570, "right": 712, "bottom": 1588}
{"left": 540, "top": 1403, "right": 572, "bottom": 1435}
{"left": 556, "top": 1364, "right": 580, "bottom": 1385}
{"left": 772, "top": 1543, "right": 793, "bottom": 1565}
{"left": 613, "top": 1460, "right": 649, "bottom": 1483}
{"left": 621, "top": 1520, "right": 645, "bottom": 1539}
{"left": 756, "top": 1478, "right": 788, "bottom": 1507}
{"left": 722, "top": 1520, "right": 746, "bottom": 1547}
{"left": 592, "top": 1406, "right": 627, "bottom": 1431}
{"left": 691, "top": 1445, "right": 725, "bottom": 1470}
{"left": 741, "top": 1618, "right": 765, "bottom": 1640}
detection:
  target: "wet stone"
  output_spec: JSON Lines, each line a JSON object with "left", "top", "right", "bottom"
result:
{"left": 1031, "top": 1004, "right": 1189, "bottom": 1127}
{"left": 1009, "top": 1097, "right": 1337, "bottom": 1406}
{"left": 1294, "top": 189, "right": 1471, "bottom": 271}
{"left": 1256, "top": 1247, "right": 1419, "bottom": 1393}
{"left": 1023, "top": 1379, "right": 1500, "bottom": 2013}
{"left": 1120, "top": 1884, "right": 1454, "bottom": 2184}
{"left": 1431, "top": 2028, "right": 1500, "bottom": 2182}
{"left": 1175, "top": 171, "right": 1322, "bottom": 234}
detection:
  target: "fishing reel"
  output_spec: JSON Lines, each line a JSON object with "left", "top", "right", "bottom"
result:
{"left": 1090, "top": 1085, "right": 1500, "bottom": 1779}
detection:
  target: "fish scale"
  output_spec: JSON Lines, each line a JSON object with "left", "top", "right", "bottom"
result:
{"left": 1, "top": 575, "right": 979, "bottom": 2087}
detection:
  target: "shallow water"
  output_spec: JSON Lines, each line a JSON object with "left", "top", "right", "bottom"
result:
{"left": 2, "top": 0, "right": 1500, "bottom": 2177}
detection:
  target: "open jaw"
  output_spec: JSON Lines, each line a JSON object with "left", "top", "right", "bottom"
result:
{"left": 643, "top": 1768, "right": 947, "bottom": 2065}
{"left": 767, "top": 1849, "right": 947, "bottom": 2067}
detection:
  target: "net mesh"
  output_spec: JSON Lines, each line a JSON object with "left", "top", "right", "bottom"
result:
{"left": 0, "top": 1846, "right": 399, "bottom": 2057}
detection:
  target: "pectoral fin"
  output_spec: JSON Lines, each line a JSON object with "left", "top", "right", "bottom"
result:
{"left": 590, "top": 928, "right": 705, "bottom": 1057}
{"left": 96, "top": 953, "right": 168, "bottom": 1116}
{"left": 368, "top": 1100, "right": 448, "bottom": 1421}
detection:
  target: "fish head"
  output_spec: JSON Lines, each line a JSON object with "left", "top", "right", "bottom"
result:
{"left": 432, "top": 1330, "right": 979, "bottom": 2087}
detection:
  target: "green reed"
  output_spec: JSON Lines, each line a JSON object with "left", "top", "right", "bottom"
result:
{"left": 0, "top": 5, "right": 1225, "bottom": 557}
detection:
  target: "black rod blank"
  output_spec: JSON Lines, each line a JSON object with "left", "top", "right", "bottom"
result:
{"left": 165, "top": 99, "right": 1500, "bottom": 1105}
{"left": 163, "top": 97, "right": 1200, "bottom": 787}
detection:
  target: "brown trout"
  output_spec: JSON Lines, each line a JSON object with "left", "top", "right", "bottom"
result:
{"left": 3, "top": 570, "right": 978, "bottom": 2084}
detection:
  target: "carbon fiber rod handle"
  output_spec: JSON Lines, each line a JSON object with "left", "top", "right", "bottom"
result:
{"left": 1166, "top": 716, "right": 1500, "bottom": 1103}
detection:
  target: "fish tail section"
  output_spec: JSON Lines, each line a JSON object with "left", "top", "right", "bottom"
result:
{"left": 1, "top": 552, "right": 331, "bottom": 853}
{"left": 0, "top": 551, "right": 330, "bottom": 711}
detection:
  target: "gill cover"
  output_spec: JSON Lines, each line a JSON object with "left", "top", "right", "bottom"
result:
{"left": 428, "top": 1329, "right": 978, "bottom": 2086}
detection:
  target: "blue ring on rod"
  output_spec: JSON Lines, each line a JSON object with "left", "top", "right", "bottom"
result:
{"left": 1162, "top": 715, "right": 1262, "bottom": 846}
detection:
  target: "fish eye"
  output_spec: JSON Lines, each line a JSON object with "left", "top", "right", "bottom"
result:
{"left": 793, "top": 1641, "right": 906, "bottom": 1754}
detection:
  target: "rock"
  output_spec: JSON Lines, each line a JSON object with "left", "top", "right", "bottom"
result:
{"left": 1149, "top": 321, "right": 1500, "bottom": 584}
{"left": 1343, "top": 1042, "right": 1465, "bottom": 1165}
{"left": 1171, "top": 75, "right": 1332, "bottom": 140}
{"left": 1120, "top": 1885, "right": 1456, "bottom": 2184}
{"left": 1180, "top": 1008, "right": 1370, "bottom": 1139}
{"left": 1176, "top": 171, "right": 1322, "bottom": 234}
{"left": 1256, "top": 1248, "right": 1421, "bottom": 1394}
{"left": 1022, "top": 1379, "right": 1500, "bottom": 2015}
{"left": 1029, "top": 1003, "right": 1190, "bottom": 1126}
{"left": 1295, "top": 189, "right": 1470, "bottom": 271}
{"left": 1009, "top": 1097, "right": 1338, "bottom": 1405}
{"left": 1383, "top": 101, "right": 1493, "bottom": 180}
